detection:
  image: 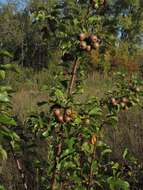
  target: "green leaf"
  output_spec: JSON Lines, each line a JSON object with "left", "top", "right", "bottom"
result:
{"left": 0, "top": 126, "right": 19, "bottom": 141}
{"left": 0, "top": 50, "right": 13, "bottom": 58}
{"left": 91, "top": 160, "right": 98, "bottom": 173}
{"left": 63, "top": 161, "right": 76, "bottom": 169}
{"left": 67, "top": 137, "right": 76, "bottom": 150}
{"left": 107, "top": 177, "right": 130, "bottom": 190}
{"left": 0, "top": 86, "right": 12, "bottom": 92}
{"left": 106, "top": 115, "right": 118, "bottom": 126}
{"left": 112, "top": 162, "right": 119, "bottom": 170}
{"left": 37, "top": 101, "right": 48, "bottom": 106}
{"left": 0, "top": 114, "right": 16, "bottom": 126}
{"left": 55, "top": 89, "right": 64, "bottom": 98}
{"left": 0, "top": 70, "right": 5, "bottom": 80}
{"left": 10, "top": 131, "right": 20, "bottom": 141}
{"left": 42, "top": 130, "right": 49, "bottom": 138}
{"left": 89, "top": 107, "right": 101, "bottom": 116}
{"left": 60, "top": 149, "right": 71, "bottom": 159}
{"left": 123, "top": 148, "right": 128, "bottom": 159}
{"left": 0, "top": 185, "right": 6, "bottom": 190}
{"left": 1, "top": 64, "right": 16, "bottom": 71}
{"left": 101, "top": 149, "right": 112, "bottom": 157}
{"left": 82, "top": 142, "right": 93, "bottom": 154}
{"left": 0, "top": 92, "right": 9, "bottom": 102}
{"left": 0, "top": 145, "right": 7, "bottom": 160}
{"left": 88, "top": 16, "right": 97, "bottom": 23}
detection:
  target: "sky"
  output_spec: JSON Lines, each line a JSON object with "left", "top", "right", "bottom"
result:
{"left": 0, "top": 0, "right": 26, "bottom": 10}
{"left": 0, "top": 0, "right": 7, "bottom": 3}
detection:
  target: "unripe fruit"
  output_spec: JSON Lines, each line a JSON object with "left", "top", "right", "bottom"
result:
{"left": 65, "top": 108, "right": 72, "bottom": 116}
{"left": 111, "top": 98, "right": 117, "bottom": 105}
{"left": 135, "top": 98, "right": 140, "bottom": 103}
{"left": 85, "top": 118, "right": 90, "bottom": 125}
{"left": 70, "top": 110, "right": 77, "bottom": 119}
{"left": 90, "top": 35, "right": 98, "bottom": 43}
{"left": 94, "top": 42, "right": 100, "bottom": 49}
{"left": 57, "top": 115, "right": 64, "bottom": 123}
{"left": 130, "top": 101, "right": 135, "bottom": 106}
{"left": 53, "top": 108, "right": 61, "bottom": 117}
{"left": 121, "top": 102, "right": 125, "bottom": 108}
{"left": 64, "top": 116, "right": 71, "bottom": 123}
{"left": 86, "top": 45, "right": 91, "bottom": 52}
{"left": 79, "top": 33, "right": 86, "bottom": 41}
{"left": 122, "top": 97, "right": 128, "bottom": 103}
{"left": 135, "top": 87, "right": 140, "bottom": 92}
{"left": 79, "top": 41, "right": 87, "bottom": 50}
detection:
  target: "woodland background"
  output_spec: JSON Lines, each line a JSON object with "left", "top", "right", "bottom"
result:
{"left": 0, "top": 0, "right": 143, "bottom": 189}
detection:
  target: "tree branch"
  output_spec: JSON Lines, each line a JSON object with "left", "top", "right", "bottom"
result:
{"left": 9, "top": 142, "right": 28, "bottom": 190}
{"left": 67, "top": 57, "right": 79, "bottom": 96}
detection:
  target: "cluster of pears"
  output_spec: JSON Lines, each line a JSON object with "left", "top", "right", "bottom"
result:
{"left": 78, "top": 33, "right": 100, "bottom": 52}
{"left": 53, "top": 107, "right": 76, "bottom": 124}
{"left": 111, "top": 97, "right": 130, "bottom": 111}
{"left": 111, "top": 93, "right": 140, "bottom": 111}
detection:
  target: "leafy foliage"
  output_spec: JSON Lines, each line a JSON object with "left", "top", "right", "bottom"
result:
{"left": 0, "top": 1, "right": 143, "bottom": 190}
{"left": 0, "top": 50, "right": 19, "bottom": 161}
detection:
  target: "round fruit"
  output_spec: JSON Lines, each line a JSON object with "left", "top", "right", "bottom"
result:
{"left": 85, "top": 118, "right": 90, "bottom": 125}
{"left": 65, "top": 108, "right": 72, "bottom": 116}
{"left": 90, "top": 35, "right": 98, "bottom": 43}
{"left": 53, "top": 108, "right": 61, "bottom": 117}
{"left": 86, "top": 45, "right": 91, "bottom": 52}
{"left": 94, "top": 42, "right": 100, "bottom": 48}
{"left": 122, "top": 97, "right": 128, "bottom": 103}
{"left": 57, "top": 115, "right": 64, "bottom": 123}
{"left": 111, "top": 98, "right": 117, "bottom": 105}
{"left": 64, "top": 116, "right": 71, "bottom": 123}
{"left": 135, "top": 87, "right": 140, "bottom": 92}
{"left": 121, "top": 102, "right": 125, "bottom": 108}
{"left": 70, "top": 110, "right": 77, "bottom": 119}
{"left": 79, "top": 33, "right": 86, "bottom": 41}
{"left": 79, "top": 41, "right": 87, "bottom": 50}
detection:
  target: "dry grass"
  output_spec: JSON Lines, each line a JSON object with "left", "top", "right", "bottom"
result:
{"left": 12, "top": 85, "right": 49, "bottom": 123}
{"left": 1, "top": 69, "right": 143, "bottom": 189}
{"left": 9, "top": 70, "right": 143, "bottom": 162}
{"left": 105, "top": 106, "right": 143, "bottom": 162}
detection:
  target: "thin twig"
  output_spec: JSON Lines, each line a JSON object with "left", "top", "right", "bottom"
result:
{"left": 51, "top": 127, "right": 63, "bottom": 190}
{"left": 87, "top": 145, "right": 96, "bottom": 190}
{"left": 9, "top": 142, "right": 28, "bottom": 190}
{"left": 67, "top": 57, "right": 79, "bottom": 96}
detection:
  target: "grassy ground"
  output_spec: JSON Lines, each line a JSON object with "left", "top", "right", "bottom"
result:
{"left": 1, "top": 67, "right": 143, "bottom": 189}
{"left": 6, "top": 68, "right": 143, "bottom": 162}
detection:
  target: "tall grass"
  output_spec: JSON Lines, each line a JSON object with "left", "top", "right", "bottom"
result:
{"left": 6, "top": 66, "right": 143, "bottom": 161}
